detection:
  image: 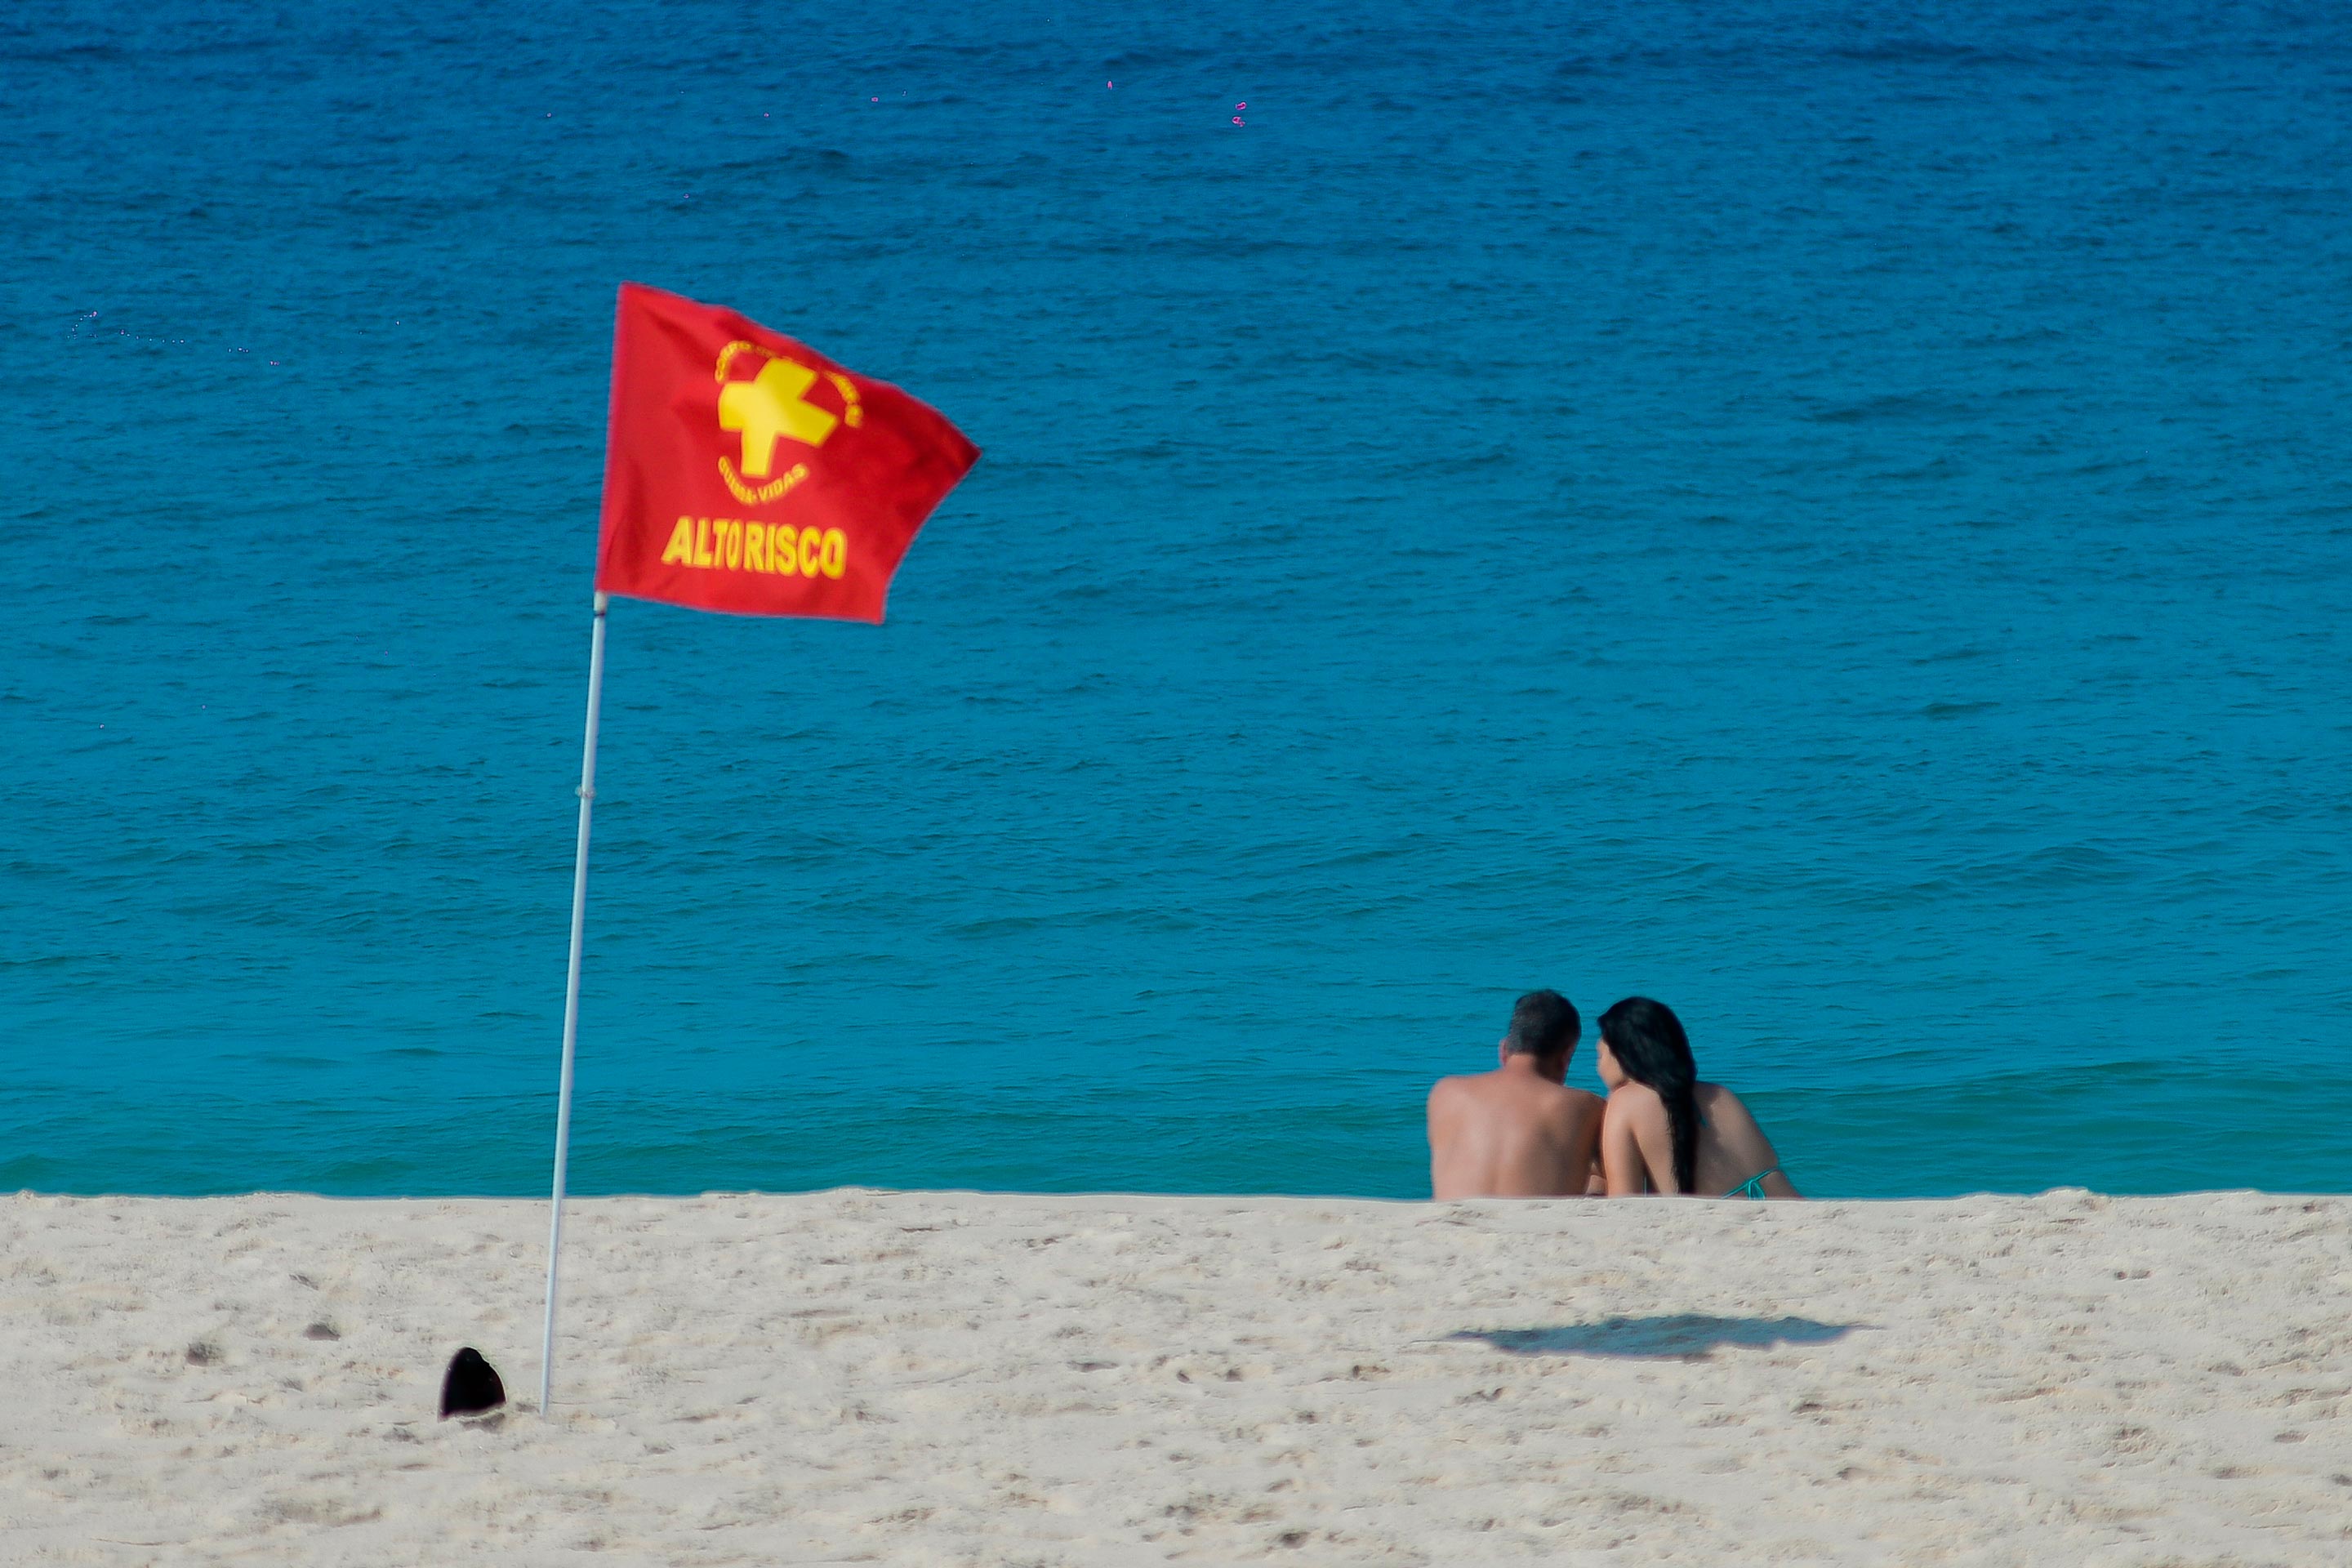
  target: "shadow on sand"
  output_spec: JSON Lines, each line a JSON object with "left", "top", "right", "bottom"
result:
{"left": 1449, "top": 1315, "right": 1860, "bottom": 1361}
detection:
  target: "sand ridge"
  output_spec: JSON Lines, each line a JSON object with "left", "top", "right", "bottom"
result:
{"left": 4, "top": 1189, "right": 2349, "bottom": 1564}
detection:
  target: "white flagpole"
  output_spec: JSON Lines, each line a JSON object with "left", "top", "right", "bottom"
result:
{"left": 541, "top": 589, "right": 609, "bottom": 1413}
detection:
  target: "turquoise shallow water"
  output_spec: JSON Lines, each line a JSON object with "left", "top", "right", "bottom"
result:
{"left": 3, "top": 1, "right": 2348, "bottom": 1199}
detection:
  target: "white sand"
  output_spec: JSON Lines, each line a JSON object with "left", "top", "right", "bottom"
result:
{"left": 4, "top": 1189, "right": 2348, "bottom": 1565}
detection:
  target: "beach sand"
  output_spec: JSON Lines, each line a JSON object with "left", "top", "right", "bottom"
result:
{"left": 4, "top": 1189, "right": 2347, "bottom": 1564}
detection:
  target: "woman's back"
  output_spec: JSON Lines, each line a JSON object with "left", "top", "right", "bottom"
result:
{"left": 1601, "top": 1080, "right": 1800, "bottom": 1199}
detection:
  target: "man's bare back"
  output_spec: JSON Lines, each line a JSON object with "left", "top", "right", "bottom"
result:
{"left": 1427, "top": 991, "right": 1606, "bottom": 1200}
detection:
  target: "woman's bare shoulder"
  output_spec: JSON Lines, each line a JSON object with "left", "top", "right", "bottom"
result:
{"left": 1695, "top": 1081, "right": 1754, "bottom": 1122}
{"left": 1603, "top": 1083, "right": 1666, "bottom": 1126}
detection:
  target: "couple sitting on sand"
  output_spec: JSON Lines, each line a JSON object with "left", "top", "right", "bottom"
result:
{"left": 1428, "top": 991, "right": 1801, "bottom": 1200}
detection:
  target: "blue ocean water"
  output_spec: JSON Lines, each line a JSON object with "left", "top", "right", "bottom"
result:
{"left": 3, "top": 0, "right": 2347, "bottom": 1200}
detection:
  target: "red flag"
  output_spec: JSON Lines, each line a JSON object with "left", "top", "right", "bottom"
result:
{"left": 594, "top": 283, "right": 978, "bottom": 622}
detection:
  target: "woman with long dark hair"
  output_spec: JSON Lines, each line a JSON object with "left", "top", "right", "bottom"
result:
{"left": 1594, "top": 997, "right": 1800, "bottom": 1199}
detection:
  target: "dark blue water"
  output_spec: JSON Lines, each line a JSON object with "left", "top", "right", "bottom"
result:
{"left": 4, "top": 0, "right": 2348, "bottom": 1200}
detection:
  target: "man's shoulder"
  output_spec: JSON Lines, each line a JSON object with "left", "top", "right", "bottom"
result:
{"left": 1427, "top": 1071, "right": 1477, "bottom": 1107}
{"left": 1547, "top": 1083, "right": 1606, "bottom": 1117}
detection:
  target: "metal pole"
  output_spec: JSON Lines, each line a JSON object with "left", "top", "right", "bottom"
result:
{"left": 541, "top": 590, "right": 609, "bottom": 1413}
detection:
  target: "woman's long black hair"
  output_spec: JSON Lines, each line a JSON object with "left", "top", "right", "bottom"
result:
{"left": 1599, "top": 997, "right": 1699, "bottom": 1194}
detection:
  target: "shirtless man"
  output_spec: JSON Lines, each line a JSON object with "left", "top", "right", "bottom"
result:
{"left": 1426, "top": 990, "right": 1606, "bottom": 1199}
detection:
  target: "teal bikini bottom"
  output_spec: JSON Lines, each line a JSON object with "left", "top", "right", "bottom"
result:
{"left": 1723, "top": 1167, "right": 1781, "bottom": 1200}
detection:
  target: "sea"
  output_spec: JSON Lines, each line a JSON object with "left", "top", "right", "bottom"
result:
{"left": 3, "top": 0, "right": 2347, "bottom": 1201}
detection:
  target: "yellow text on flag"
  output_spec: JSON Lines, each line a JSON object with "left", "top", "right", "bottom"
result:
{"left": 660, "top": 516, "right": 847, "bottom": 579}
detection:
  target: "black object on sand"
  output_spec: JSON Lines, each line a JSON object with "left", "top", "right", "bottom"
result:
{"left": 439, "top": 1347, "right": 506, "bottom": 1419}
